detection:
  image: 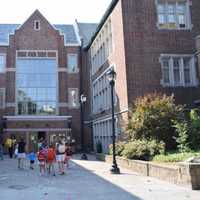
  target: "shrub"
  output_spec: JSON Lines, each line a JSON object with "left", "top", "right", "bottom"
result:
{"left": 121, "top": 139, "right": 165, "bottom": 160}
{"left": 126, "top": 94, "right": 183, "bottom": 150}
{"left": 96, "top": 141, "right": 103, "bottom": 154}
{"left": 173, "top": 109, "right": 200, "bottom": 151}
{"left": 153, "top": 151, "right": 200, "bottom": 163}
{"left": 109, "top": 141, "right": 126, "bottom": 156}
{"left": 188, "top": 109, "right": 200, "bottom": 150}
{"left": 173, "top": 120, "right": 190, "bottom": 153}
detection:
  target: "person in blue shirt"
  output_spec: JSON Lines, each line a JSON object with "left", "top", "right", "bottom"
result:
{"left": 28, "top": 150, "right": 36, "bottom": 170}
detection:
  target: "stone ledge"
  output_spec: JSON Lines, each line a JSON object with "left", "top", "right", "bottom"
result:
{"left": 96, "top": 154, "right": 200, "bottom": 190}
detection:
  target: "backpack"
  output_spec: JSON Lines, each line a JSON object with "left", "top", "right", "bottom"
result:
{"left": 47, "top": 148, "right": 55, "bottom": 161}
{"left": 58, "top": 144, "right": 65, "bottom": 154}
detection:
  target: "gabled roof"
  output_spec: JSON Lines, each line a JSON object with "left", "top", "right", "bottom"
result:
{"left": 76, "top": 22, "right": 98, "bottom": 47}
{"left": 0, "top": 19, "right": 79, "bottom": 46}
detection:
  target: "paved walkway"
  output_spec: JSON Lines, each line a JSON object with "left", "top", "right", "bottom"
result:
{"left": 0, "top": 154, "right": 199, "bottom": 200}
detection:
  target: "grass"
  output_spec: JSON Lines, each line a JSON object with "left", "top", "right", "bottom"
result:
{"left": 152, "top": 151, "right": 200, "bottom": 163}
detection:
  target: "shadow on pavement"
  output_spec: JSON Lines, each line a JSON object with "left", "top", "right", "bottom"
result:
{"left": 70, "top": 157, "right": 142, "bottom": 200}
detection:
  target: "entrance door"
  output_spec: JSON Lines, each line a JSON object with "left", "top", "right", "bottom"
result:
{"left": 38, "top": 132, "right": 46, "bottom": 141}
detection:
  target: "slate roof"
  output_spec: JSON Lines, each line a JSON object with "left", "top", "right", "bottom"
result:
{"left": 77, "top": 23, "right": 98, "bottom": 47}
{"left": 54, "top": 24, "right": 78, "bottom": 44}
{"left": 0, "top": 24, "right": 19, "bottom": 44}
{"left": 0, "top": 24, "right": 79, "bottom": 45}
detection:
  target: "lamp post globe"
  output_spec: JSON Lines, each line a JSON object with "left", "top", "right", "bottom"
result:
{"left": 106, "top": 67, "right": 120, "bottom": 174}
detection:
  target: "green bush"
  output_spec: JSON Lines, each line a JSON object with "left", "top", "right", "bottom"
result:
{"left": 173, "top": 120, "right": 190, "bottom": 153}
{"left": 126, "top": 94, "right": 183, "bottom": 150}
{"left": 188, "top": 109, "right": 200, "bottom": 150}
{"left": 109, "top": 141, "right": 126, "bottom": 156}
{"left": 173, "top": 109, "right": 200, "bottom": 151}
{"left": 121, "top": 139, "right": 165, "bottom": 160}
{"left": 153, "top": 151, "right": 200, "bottom": 163}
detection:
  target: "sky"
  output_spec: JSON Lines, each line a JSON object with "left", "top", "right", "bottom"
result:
{"left": 0, "top": 0, "right": 112, "bottom": 24}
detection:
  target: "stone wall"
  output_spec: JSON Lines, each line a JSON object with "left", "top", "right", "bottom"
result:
{"left": 96, "top": 154, "right": 200, "bottom": 190}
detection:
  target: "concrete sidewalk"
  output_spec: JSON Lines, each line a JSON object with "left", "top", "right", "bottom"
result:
{"left": 0, "top": 154, "right": 199, "bottom": 200}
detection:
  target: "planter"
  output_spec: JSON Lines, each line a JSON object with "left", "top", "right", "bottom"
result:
{"left": 96, "top": 154, "right": 200, "bottom": 190}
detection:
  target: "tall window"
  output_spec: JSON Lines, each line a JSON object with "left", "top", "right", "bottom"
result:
{"left": 68, "top": 88, "right": 79, "bottom": 108}
{"left": 160, "top": 55, "right": 197, "bottom": 87}
{"left": 0, "top": 55, "right": 6, "bottom": 73}
{"left": 67, "top": 54, "right": 78, "bottom": 73}
{"left": 0, "top": 88, "right": 5, "bottom": 108}
{"left": 156, "top": 0, "right": 191, "bottom": 29}
{"left": 16, "top": 59, "right": 57, "bottom": 115}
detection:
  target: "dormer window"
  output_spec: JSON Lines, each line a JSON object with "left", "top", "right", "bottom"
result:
{"left": 34, "top": 20, "right": 40, "bottom": 31}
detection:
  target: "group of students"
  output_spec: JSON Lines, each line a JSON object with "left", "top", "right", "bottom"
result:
{"left": 16, "top": 138, "right": 73, "bottom": 176}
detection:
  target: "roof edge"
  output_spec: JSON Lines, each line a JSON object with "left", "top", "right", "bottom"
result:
{"left": 84, "top": 0, "right": 119, "bottom": 50}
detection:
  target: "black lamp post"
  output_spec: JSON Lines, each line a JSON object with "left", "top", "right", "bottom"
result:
{"left": 80, "top": 94, "right": 88, "bottom": 160}
{"left": 106, "top": 67, "right": 120, "bottom": 174}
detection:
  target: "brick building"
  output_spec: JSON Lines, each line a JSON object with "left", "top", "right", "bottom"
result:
{"left": 84, "top": 0, "right": 200, "bottom": 153}
{"left": 1, "top": 0, "right": 200, "bottom": 153}
{"left": 0, "top": 10, "right": 85, "bottom": 150}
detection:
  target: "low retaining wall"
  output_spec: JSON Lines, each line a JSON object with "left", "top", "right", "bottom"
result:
{"left": 96, "top": 154, "right": 200, "bottom": 190}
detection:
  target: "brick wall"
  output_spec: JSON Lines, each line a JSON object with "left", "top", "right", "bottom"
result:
{"left": 121, "top": 0, "right": 200, "bottom": 106}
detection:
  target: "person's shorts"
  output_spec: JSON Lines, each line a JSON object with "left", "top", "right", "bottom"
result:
{"left": 57, "top": 154, "right": 65, "bottom": 162}
{"left": 38, "top": 161, "right": 45, "bottom": 166}
{"left": 18, "top": 153, "right": 26, "bottom": 159}
{"left": 30, "top": 160, "right": 35, "bottom": 164}
{"left": 47, "top": 159, "right": 55, "bottom": 164}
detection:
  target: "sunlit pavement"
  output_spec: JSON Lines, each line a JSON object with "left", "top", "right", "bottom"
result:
{"left": 0, "top": 154, "right": 199, "bottom": 200}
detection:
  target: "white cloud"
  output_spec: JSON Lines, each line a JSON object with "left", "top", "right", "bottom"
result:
{"left": 0, "top": 0, "right": 112, "bottom": 24}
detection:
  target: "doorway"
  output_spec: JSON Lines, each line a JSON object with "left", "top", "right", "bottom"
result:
{"left": 38, "top": 132, "right": 46, "bottom": 141}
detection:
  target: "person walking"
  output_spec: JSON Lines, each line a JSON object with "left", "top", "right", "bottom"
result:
{"left": 6, "top": 137, "right": 13, "bottom": 158}
{"left": 0, "top": 144, "right": 3, "bottom": 160}
{"left": 28, "top": 150, "right": 36, "bottom": 170}
{"left": 37, "top": 147, "right": 46, "bottom": 176}
{"left": 57, "top": 140, "right": 66, "bottom": 175}
{"left": 47, "top": 144, "right": 56, "bottom": 176}
{"left": 0, "top": 134, "right": 4, "bottom": 160}
{"left": 17, "top": 138, "right": 26, "bottom": 169}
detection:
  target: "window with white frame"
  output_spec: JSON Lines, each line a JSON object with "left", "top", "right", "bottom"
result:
{"left": 0, "top": 54, "right": 6, "bottom": 73}
{"left": 0, "top": 88, "right": 5, "bottom": 108}
{"left": 160, "top": 55, "right": 197, "bottom": 87}
{"left": 156, "top": 0, "right": 191, "bottom": 29}
{"left": 92, "top": 67, "right": 118, "bottom": 114}
{"left": 68, "top": 88, "right": 79, "bottom": 108}
{"left": 91, "top": 19, "right": 113, "bottom": 75}
{"left": 34, "top": 20, "right": 40, "bottom": 31}
{"left": 67, "top": 54, "right": 78, "bottom": 73}
{"left": 93, "top": 118, "right": 119, "bottom": 153}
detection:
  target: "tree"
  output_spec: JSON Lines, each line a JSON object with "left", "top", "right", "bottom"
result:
{"left": 126, "top": 93, "right": 184, "bottom": 150}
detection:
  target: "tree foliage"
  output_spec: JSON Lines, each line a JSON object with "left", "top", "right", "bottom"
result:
{"left": 126, "top": 93, "right": 184, "bottom": 150}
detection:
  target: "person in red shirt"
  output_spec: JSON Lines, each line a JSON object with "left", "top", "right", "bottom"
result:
{"left": 37, "top": 147, "right": 46, "bottom": 176}
{"left": 47, "top": 144, "right": 56, "bottom": 176}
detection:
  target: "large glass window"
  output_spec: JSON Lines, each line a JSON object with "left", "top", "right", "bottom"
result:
{"left": 16, "top": 59, "right": 57, "bottom": 115}
{"left": 0, "top": 55, "right": 5, "bottom": 73}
